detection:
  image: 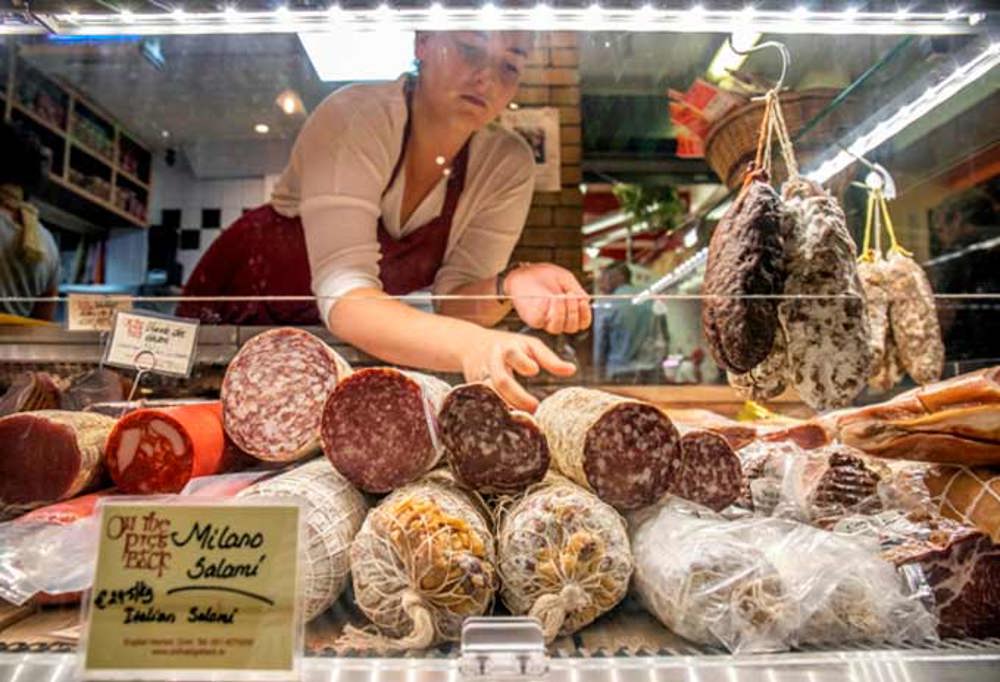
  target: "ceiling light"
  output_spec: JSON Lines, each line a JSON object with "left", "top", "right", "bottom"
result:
{"left": 808, "top": 41, "right": 999, "bottom": 184}
{"left": 254, "top": 123, "right": 270, "bottom": 134}
{"left": 171, "top": 8, "right": 185, "bottom": 20}
{"left": 944, "top": 7, "right": 961, "bottom": 21}
{"left": 160, "top": 130, "right": 170, "bottom": 139}
{"left": 120, "top": 8, "right": 134, "bottom": 22}
{"left": 276, "top": 89, "right": 304, "bottom": 116}
{"left": 299, "top": 30, "right": 415, "bottom": 81}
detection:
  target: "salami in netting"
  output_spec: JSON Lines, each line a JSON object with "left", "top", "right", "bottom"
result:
{"left": 535, "top": 387, "right": 681, "bottom": 510}
{"left": 0, "top": 410, "right": 115, "bottom": 520}
{"left": 439, "top": 383, "right": 549, "bottom": 494}
{"left": 497, "top": 475, "right": 632, "bottom": 642}
{"left": 104, "top": 401, "right": 232, "bottom": 494}
{"left": 322, "top": 368, "right": 450, "bottom": 493}
{"left": 339, "top": 473, "right": 496, "bottom": 651}
{"left": 222, "top": 328, "right": 351, "bottom": 462}
{"left": 238, "top": 458, "right": 367, "bottom": 620}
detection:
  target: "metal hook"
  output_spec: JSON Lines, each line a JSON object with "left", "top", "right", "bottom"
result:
{"left": 726, "top": 37, "right": 790, "bottom": 93}
{"left": 837, "top": 143, "right": 897, "bottom": 199}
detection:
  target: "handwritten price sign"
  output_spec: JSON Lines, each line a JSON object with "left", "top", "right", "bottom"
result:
{"left": 103, "top": 311, "right": 200, "bottom": 378}
{"left": 81, "top": 501, "right": 302, "bottom": 679}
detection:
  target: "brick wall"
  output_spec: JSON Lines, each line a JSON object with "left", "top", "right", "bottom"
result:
{"left": 509, "top": 32, "right": 585, "bottom": 285}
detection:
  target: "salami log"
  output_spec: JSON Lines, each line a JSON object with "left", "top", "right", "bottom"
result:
{"left": 322, "top": 368, "right": 450, "bottom": 493}
{"left": 535, "top": 388, "right": 681, "bottom": 510}
{"left": 703, "top": 176, "right": 785, "bottom": 373}
{"left": 497, "top": 475, "right": 632, "bottom": 642}
{"left": 672, "top": 430, "right": 742, "bottom": 511}
{"left": 884, "top": 464, "right": 1000, "bottom": 543}
{"left": 104, "top": 402, "right": 231, "bottom": 494}
{"left": 439, "top": 383, "right": 549, "bottom": 494}
{"left": 238, "top": 459, "right": 367, "bottom": 620}
{"left": 858, "top": 258, "right": 906, "bottom": 393}
{"left": 663, "top": 408, "right": 757, "bottom": 450}
{"left": 0, "top": 411, "right": 115, "bottom": 520}
{"left": 222, "top": 328, "right": 351, "bottom": 462}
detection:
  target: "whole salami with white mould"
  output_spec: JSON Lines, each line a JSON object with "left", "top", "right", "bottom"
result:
{"left": 322, "top": 368, "right": 450, "bottom": 493}
{"left": 439, "top": 383, "right": 549, "bottom": 494}
{"left": 238, "top": 458, "right": 367, "bottom": 620}
{"left": 0, "top": 411, "right": 115, "bottom": 520}
{"left": 885, "top": 250, "right": 945, "bottom": 385}
{"left": 727, "top": 330, "right": 789, "bottom": 403}
{"left": 222, "top": 328, "right": 351, "bottom": 462}
{"left": 535, "top": 387, "right": 681, "bottom": 510}
{"left": 777, "top": 180, "right": 871, "bottom": 411}
{"left": 497, "top": 475, "right": 632, "bottom": 642}
{"left": 858, "top": 258, "right": 906, "bottom": 393}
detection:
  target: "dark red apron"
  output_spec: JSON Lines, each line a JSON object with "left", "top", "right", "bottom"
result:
{"left": 178, "top": 80, "right": 470, "bottom": 325}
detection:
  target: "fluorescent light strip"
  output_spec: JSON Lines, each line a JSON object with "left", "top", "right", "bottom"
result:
{"left": 631, "top": 248, "right": 708, "bottom": 304}
{"left": 807, "top": 42, "right": 1000, "bottom": 184}
{"left": 13, "top": 6, "right": 985, "bottom": 36}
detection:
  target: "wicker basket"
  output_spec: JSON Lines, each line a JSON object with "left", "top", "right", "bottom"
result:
{"left": 704, "top": 88, "right": 855, "bottom": 190}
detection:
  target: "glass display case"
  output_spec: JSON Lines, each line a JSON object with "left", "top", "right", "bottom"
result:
{"left": 0, "top": 2, "right": 998, "bottom": 681}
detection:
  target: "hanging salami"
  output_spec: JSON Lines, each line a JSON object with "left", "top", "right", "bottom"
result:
{"left": 535, "top": 387, "right": 681, "bottom": 510}
{"left": 777, "top": 180, "right": 871, "bottom": 411}
{"left": 222, "top": 328, "right": 351, "bottom": 463}
{"left": 439, "top": 383, "right": 549, "bottom": 494}
{"left": 885, "top": 250, "right": 945, "bottom": 385}
{"left": 321, "top": 368, "right": 450, "bottom": 493}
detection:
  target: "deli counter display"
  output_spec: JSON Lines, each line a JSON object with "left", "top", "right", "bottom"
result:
{"left": 1, "top": 2, "right": 1000, "bottom": 682}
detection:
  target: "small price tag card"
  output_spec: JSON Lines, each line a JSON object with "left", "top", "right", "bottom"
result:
{"left": 80, "top": 500, "right": 303, "bottom": 680}
{"left": 103, "top": 311, "right": 200, "bottom": 378}
{"left": 67, "top": 295, "right": 133, "bottom": 332}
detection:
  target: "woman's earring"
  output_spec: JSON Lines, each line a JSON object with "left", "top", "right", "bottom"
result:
{"left": 412, "top": 58, "right": 422, "bottom": 75}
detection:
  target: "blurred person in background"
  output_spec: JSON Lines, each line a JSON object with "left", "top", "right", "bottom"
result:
{"left": 593, "top": 261, "right": 668, "bottom": 383}
{"left": 0, "top": 122, "right": 59, "bottom": 321}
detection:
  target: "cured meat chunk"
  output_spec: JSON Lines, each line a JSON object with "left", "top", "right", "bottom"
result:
{"left": 0, "top": 372, "right": 61, "bottom": 416}
{"left": 822, "top": 366, "right": 1000, "bottom": 465}
{"left": 439, "top": 383, "right": 549, "bottom": 494}
{"left": 703, "top": 178, "right": 785, "bottom": 373}
{"left": 60, "top": 368, "right": 126, "bottom": 411}
{"left": 497, "top": 475, "right": 632, "bottom": 642}
{"left": 838, "top": 512, "right": 1000, "bottom": 638}
{"left": 238, "top": 459, "right": 367, "bottom": 620}
{"left": 664, "top": 408, "right": 757, "bottom": 450}
{"left": 322, "top": 368, "right": 450, "bottom": 493}
{"left": 672, "top": 430, "right": 742, "bottom": 511}
{"left": 105, "top": 402, "right": 232, "bottom": 494}
{"left": 535, "top": 387, "right": 681, "bottom": 510}
{"left": 222, "top": 328, "right": 351, "bottom": 462}
{"left": 0, "top": 411, "right": 115, "bottom": 519}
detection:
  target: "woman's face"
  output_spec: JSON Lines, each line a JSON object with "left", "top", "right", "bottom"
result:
{"left": 415, "top": 31, "right": 532, "bottom": 129}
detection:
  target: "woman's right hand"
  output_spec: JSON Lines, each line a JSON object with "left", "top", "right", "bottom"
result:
{"left": 460, "top": 328, "right": 577, "bottom": 412}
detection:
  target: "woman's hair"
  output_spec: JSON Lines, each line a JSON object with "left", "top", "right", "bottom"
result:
{"left": 0, "top": 122, "right": 50, "bottom": 198}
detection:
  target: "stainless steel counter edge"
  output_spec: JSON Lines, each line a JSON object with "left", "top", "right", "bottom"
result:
{"left": 3, "top": 646, "right": 1000, "bottom": 682}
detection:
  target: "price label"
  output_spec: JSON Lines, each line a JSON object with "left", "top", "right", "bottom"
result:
{"left": 67, "top": 295, "right": 133, "bottom": 332}
{"left": 103, "top": 311, "right": 200, "bottom": 378}
{"left": 81, "top": 501, "right": 302, "bottom": 679}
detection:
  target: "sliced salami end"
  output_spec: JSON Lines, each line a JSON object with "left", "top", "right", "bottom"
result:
{"left": 671, "top": 430, "right": 742, "bottom": 511}
{"left": 222, "top": 328, "right": 350, "bottom": 462}
{"left": 0, "top": 411, "right": 114, "bottom": 517}
{"left": 583, "top": 402, "right": 681, "bottom": 510}
{"left": 440, "top": 383, "right": 549, "bottom": 494}
{"left": 321, "top": 368, "right": 449, "bottom": 493}
{"left": 105, "top": 403, "right": 226, "bottom": 494}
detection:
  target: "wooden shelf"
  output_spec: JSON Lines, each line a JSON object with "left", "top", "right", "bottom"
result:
{"left": 11, "top": 101, "right": 65, "bottom": 138}
{"left": 116, "top": 168, "right": 150, "bottom": 191}
{"left": 70, "top": 137, "right": 114, "bottom": 167}
{"left": 48, "top": 173, "right": 146, "bottom": 228}
{"left": 2, "top": 50, "right": 152, "bottom": 231}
